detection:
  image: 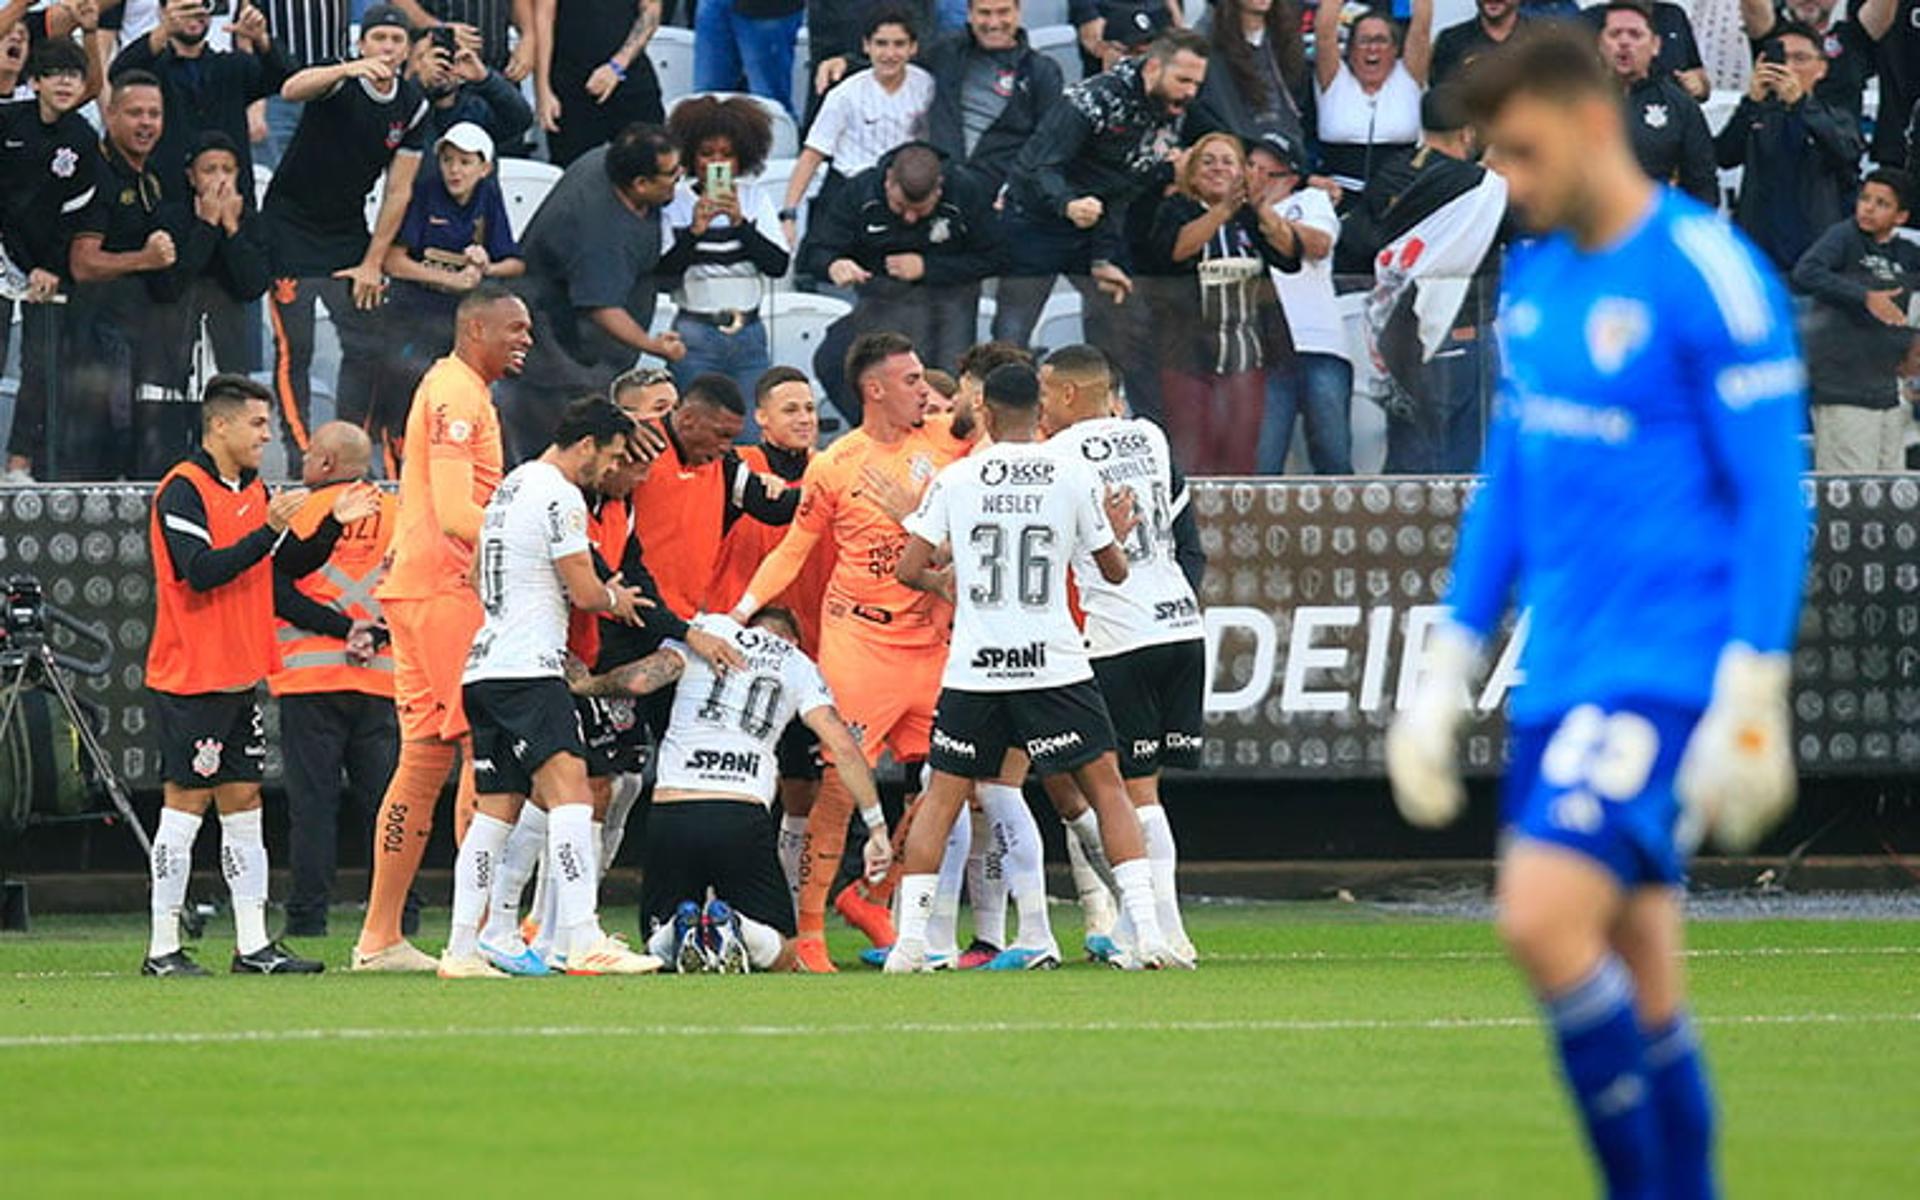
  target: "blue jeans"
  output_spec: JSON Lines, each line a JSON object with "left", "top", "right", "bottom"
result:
{"left": 255, "top": 96, "right": 304, "bottom": 171}
{"left": 1383, "top": 333, "right": 1490, "bottom": 474}
{"left": 1259, "top": 353, "right": 1354, "bottom": 474}
{"left": 671, "top": 314, "right": 771, "bottom": 442}
{"left": 694, "top": 0, "right": 806, "bottom": 116}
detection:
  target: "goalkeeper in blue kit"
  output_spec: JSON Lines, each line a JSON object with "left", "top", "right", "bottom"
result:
{"left": 1386, "top": 29, "right": 1809, "bottom": 1200}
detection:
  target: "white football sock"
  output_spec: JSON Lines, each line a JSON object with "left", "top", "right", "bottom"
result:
{"left": 1136, "top": 804, "right": 1190, "bottom": 948}
{"left": 218, "top": 808, "right": 270, "bottom": 955}
{"left": 966, "top": 805, "right": 1007, "bottom": 949}
{"left": 548, "top": 804, "right": 604, "bottom": 957}
{"left": 646, "top": 921, "right": 678, "bottom": 962}
{"left": 979, "top": 784, "right": 1052, "bottom": 950}
{"left": 777, "top": 813, "right": 808, "bottom": 914}
{"left": 927, "top": 808, "right": 971, "bottom": 959}
{"left": 485, "top": 806, "right": 546, "bottom": 950}
{"left": 147, "top": 807, "right": 202, "bottom": 958}
{"left": 1065, "top": 820, "right": 1118, "bottom": 938}
{"left": 1112, "top": 858, "right": 1166, "bottom": 950}
{"left": 449, "top": 813, "right": 510, "bottom": 959}
{"left": 737, "top": 914, "right": 785, "bottom": 969}
{"left": 601, "top": 772, "right": 643, "bottom": 869}
{"left": 893, "top": 872, "right": 937, "bottom": 954}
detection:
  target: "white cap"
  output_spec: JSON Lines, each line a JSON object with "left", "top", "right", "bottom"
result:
{"left": 435, "top": 121, "right": 494, "bottom": 164}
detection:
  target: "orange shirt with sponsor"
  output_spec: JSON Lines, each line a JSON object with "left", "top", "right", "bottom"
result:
{"left": 629, "top": 431, "right": 726, "bottom": 620}
{"left": 269, "top": 485, "right": 398, "bottom": 698}
{"left": 377, "top": 355, "right": 503, "bottom": 601}
{"left": 798, "top": 415, "right": 969, "bottom": 647}
{"left": 705, "top": 445, "right": 834, "bottom": 653}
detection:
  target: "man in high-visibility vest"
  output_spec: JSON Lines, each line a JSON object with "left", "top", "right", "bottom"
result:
{"left": 268, "top": 422, "right": 402, "bottom": 939}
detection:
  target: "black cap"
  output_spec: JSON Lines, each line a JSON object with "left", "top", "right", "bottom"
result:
{"left": 1251, "top": 130, "right": 1302, "bottom": 172}
{"left": 359, "top": 4, "right": 412, "bottom": 34}
{"left": 1100, "top": 0, "right": 1172, "bottom": 48}
{"left": 187, "top": 129, "right": 243, "bottom": 167}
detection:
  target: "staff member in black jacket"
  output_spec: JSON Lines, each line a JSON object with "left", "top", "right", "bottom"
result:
{"left": 798, "top": 140, "right": 1002, "bottom": 402}
{"left": 920, "top": 0, "right": 1063, "bottom": 197}
{"left": 994, "top": 29, "right": 1208, "bottom": 426}
{"left": 1717, "top": 23, "right": 1861, "bottom": 271}
{"left": 1600, "top": 0, "right": 1718, "bottom": 205}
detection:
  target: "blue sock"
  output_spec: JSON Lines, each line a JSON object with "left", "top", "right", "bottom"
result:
{"left": 1543, "top": 957, "right": 1663, "bottom": 1199}
{"left": 1645, "top": 1011, "right": 1717, "bottom": 1200}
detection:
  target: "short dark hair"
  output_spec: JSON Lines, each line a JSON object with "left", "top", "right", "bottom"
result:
{"left": 27, "top": 36, "right": 87, "bottom": 79}
{"left": 755, "top": 365, "right": 811, "bottom": 405}
{"left": 200, "top": 373, "right": 271, "bottom": 428}
{"left": 668, "top": 93, "right": 774, "bottom": 178}
{"left": 682, "top": 372, "right": 747, "bottom": 415}
{"left": 552, "top": 396, "right": 636, "bottom": 449}
{"left": 1770, "top": 21, "right": 1822, "bottom": 50}
{"left": 1598, "top": 0, "right": 1655, "bottom": 30}
{"left": 107, "top": 68, "right": 162, "bottom": 99}
{"left": 1042, "top": 343, "right": 1113, "bottom": 385}
{"left": 956, "top": 341, "right": 1034, "bottom": 382}
{"left": 982, "top": 362, "right": 1040, "bottom": 412}
{"left": 887, "top": 143, "right": 943, "bottom": 203}
{"left": 1864, "top": 168, "right": 1914, "bottom": 212}
{"left": 1421, "top": 85, "right": 1471, "bottom": 135}
{"left": 605, "top": 122, "right": 676, "bottom": 189}
{"left": 864, "top": 4, "right": 919, "bottom": 41}
{"left": 1459, "top": 25, "right": 1615, "bottom": 126}
{"left": 187, "top": 130, "right": 242, "bottom": 170}
{"left": 750, "top": 606, "right": 803, "bottom": 642}
{"left": 845, "top": 331, "right": 917, "bottom": 394}
{"left": 456, "top": 281, "right": 520, "bottom": 322}
{"left": 1149, "top": 27, "right": 1210, "bottom": 64}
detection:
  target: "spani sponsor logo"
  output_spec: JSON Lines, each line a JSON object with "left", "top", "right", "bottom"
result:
{"left": 689, "top": 749, "right": 760, "bottom": 776}
{"left": 971, "top": 643, "right": 1047, "bottom": 672}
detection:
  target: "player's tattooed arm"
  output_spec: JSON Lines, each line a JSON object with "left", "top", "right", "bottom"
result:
{"left": 896, "top": 534, "right": 956, "bottom": 604}
{"left": 571, "top": 648, "right": 685, "bottom": 697}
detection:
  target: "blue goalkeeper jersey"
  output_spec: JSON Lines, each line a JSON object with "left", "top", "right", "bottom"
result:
{"left": 1447, "top": 189, "right": 1809, "bottom": 725}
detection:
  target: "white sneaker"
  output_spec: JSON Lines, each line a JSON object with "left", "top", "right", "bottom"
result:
{"left": 437, "top": 951, "right": 509, "bottom": 979}
{"left": 1171, "top": 936, "right": 1199, "bottom": 968}
{"left": 565, "top": 934, "right": 665, "bottom": 976}
{"left": 350, "top": 939, "right": 439, "bottom": 973}
{"left": 882, "top": 940, "right": 934, "bottom": 974}
{"left": 1, "top": 466, "right": 35, "bottom": 486}
{"left": 1112, "top": 937, "right": 1180, "bottom": 971}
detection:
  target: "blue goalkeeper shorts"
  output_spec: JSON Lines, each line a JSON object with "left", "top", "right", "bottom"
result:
{"left": 1502, "top": 700, "right": 1704, "bottom": 889}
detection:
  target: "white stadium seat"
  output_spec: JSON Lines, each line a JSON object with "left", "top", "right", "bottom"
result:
{"left": 651, "top": 27, "right": 696, "bottom": 107}
{"left": 793, "top": 28, "right": 812, "bottom": 122}
{"left": 494, "top": 157, "right": 563, "bottom": 239}
{"left": 1032, "top": 289, "right": 1085, "bottom": 353}
{"left": 1030, "top": 24, "right": 1082, "bottom": 87}
{"left": 252, "top": 163, "right": 272, "bottom": 209}
{"left": 764, "top": 290, "right": 850, "bottom": 370}
{"left": 671, "top": 91, "right": 800, "bottom": 159}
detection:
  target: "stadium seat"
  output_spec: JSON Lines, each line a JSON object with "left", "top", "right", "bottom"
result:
{"left": 495, "top": 157, "right": 563, "bottom": 239}
{"left": 793, "top": 28, "right": 812, "bottom": 121}
{"left": 651, "top": 27, "right": 696, "bottom": 107}
{"left": 1024, "top": 0, "right": 1072, "bottom": 27}
{"left": 1030, "top": 25, "right": 1082, "bottom": 87}
{"left": 753, "top": 156, "right": 823, "bottom": 259}
{"left": 251, "top": 163, "right": 272, "bottom": 209}
{"left": 1032, "top": 290, "right": 1085, "bottom": 353}
{"left": 671, "top": 91, "right": 800, "bottom": 158}
{"left": 765, "top": 290, "right": 850, "bottom": 369}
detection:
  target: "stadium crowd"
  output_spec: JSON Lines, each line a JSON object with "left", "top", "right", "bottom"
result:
{"left": 4, "top": 0, "right": 1919, "bottom": 485}
{"left": 0, "top": 0, "right": 1912, "bottom": 977}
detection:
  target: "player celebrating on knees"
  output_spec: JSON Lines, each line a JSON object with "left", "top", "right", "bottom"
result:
{"left": 727, "top": 332, "right": 970, "bottom": 972}
{"left": 1386, "top": 29, "right": 1808, "bottom": 1200}
{"left": 441, "top": 398, "right": 662, "bottom": 978}
{"left": 353, "top": 284, "right": 531, "bottom": 972}
{"left": 570, "top": 607, "right": 888, "bottom": 973}
{"left": 884, "top": 363, "right": 1176, "bottom": 973}
{"left": 1041, "top": 343, "right": 1206, "bottom": 967}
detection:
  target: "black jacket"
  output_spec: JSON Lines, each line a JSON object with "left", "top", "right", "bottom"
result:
{"left": 1716, "top": 94, "right": 1861, "bottom": 272}
{"left": 1790, "top": 220, "right": 1920, "bottom": 409}
{"left": 1008, "top": 56, "right": 1183, "bottom": 261}
{"left": 111, "top": 37, "right": 291, "bottom": 199}
{"left": 920, "top": 27, "right": 1063, "bottom": 195}
{"left": 798, "top": 142, "right": 1003, "bottom": 286}
{"left": 1622, "top": 74, "right": 1717, "bottom": 207}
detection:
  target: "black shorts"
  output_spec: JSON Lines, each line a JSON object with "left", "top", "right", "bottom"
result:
{"left": 928, "top": 681, "right": 1115, "bottom": 780}
{"left": 576, "top": 695, "right": 650, "bottom": 779}
{"left": 1093, "top": 639, "right": 1206, "bottom": 778}
{"left": 639, "top": 800, "right": 795, "bottom": 937}
{"left": 776, "top": 720, "right": 824, "bottom": 781}
{"left": 150, "top": 689, "right": 266, "bottom": 788}
{"left": 463, "top": 677, "right": 585, "bottom": 797}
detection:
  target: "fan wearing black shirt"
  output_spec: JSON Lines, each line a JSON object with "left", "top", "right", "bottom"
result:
{"left": 0, "top": 35, "right": 103, "bottom": 483}
{"left": 1739, "top": 0, "right": 1879, "bottom": 123}
{"left": 1854, "top": 0, "right": 1913, "bottom": 166}
{"left": 262, "top": 4, "right": 428, "bottom": 473}
{"left": 531, "top": 0, "right": 663, "bottom": 168}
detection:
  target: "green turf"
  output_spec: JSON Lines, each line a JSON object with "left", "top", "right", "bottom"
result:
{"left": 2, "top": 905, "right": 1915, "bottom": 1198}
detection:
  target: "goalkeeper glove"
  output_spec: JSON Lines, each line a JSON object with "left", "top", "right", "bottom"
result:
{"left": 1386, "top": 622, "right": 1482, "bottom": 829}
{"left": 1675, "top": 643, "right": 1795, "bottom": 853}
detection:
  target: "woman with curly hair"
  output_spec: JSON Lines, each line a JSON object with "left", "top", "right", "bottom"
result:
{"left": 659, "top": 94, "right": 793, "bottom": 431}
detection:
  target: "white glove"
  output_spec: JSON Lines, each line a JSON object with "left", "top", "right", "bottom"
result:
{"left": 1675, "top": 643, "right": 1795, "bottom": 853}
{"left": 1386, "top": 622, "right": 1482, "bottom": 829}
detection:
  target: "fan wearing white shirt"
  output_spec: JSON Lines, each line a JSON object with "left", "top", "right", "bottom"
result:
{"left": 1246, "top": 132, "right": 1354, "bottom": 474}
{"left": 779, "top": 6, "right": 933, "bottom": 250}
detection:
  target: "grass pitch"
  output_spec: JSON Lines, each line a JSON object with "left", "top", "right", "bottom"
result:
{"left": 2, "top": 903, "right": 1915, "bottom": 1198}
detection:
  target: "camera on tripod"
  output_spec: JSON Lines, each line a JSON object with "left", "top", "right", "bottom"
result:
{"left": 0, "top": 576, "right": 48, "bottom": 658}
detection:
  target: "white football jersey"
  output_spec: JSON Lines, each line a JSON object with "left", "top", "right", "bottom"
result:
{"left": 1046, "top": 417, "right": 1203, "bottom": 657}
{"left": 655, "top": 614, "right": 835, "bottom": 802}
{"left": 904, "top": 441, "right": 1115, "bottom": 693}
{"left": 463, "top": 460, "right": 591, "bottom": 683}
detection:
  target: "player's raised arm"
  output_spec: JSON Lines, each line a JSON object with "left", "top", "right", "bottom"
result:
{"left": 730, "top": 456, "right": 835, "bottom": 620}
{"left": 801, "top": 703, "right": 891, "bottom": 880}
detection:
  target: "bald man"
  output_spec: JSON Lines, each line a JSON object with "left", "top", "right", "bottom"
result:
{"left": 268, "top": 421, "right": 406, "bottom": 938}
